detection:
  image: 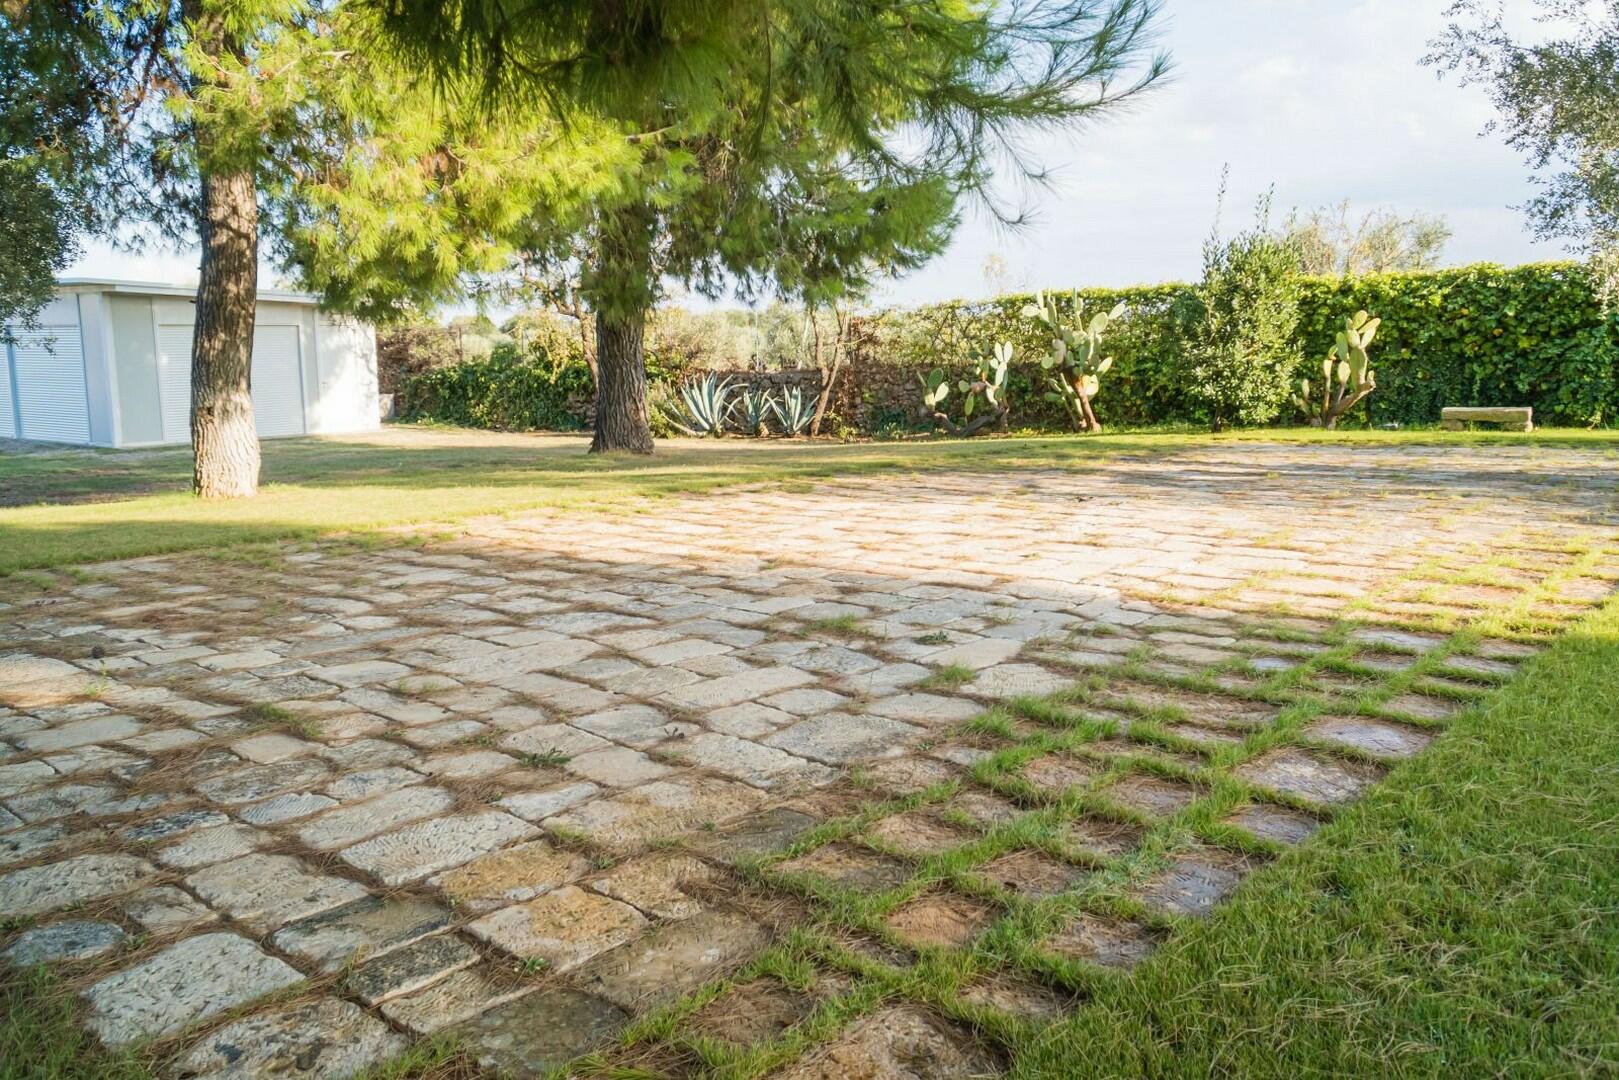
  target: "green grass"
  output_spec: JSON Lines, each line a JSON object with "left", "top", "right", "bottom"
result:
{"left": 1020, "top": 595, "right": 1619, "bottom": 1075}
{"left": 804, "top": 614, "right": 869, "bottom": 638}
{"left": 0, "top": 967, "right": 149, "bottom": 1080}
{"left": 3, "top": 423, "right": 1617, "bottom": 573}
{"left": 920, "top": 664, "right": 977, "bottom": 690}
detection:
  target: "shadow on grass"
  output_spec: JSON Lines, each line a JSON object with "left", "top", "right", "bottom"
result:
{"left": 4, "top": 424, "right": 1618, "bottom": 572}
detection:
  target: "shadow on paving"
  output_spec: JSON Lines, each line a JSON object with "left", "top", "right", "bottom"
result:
{"left": 0, "top": 454, "right": 1614, "bottom": 1078}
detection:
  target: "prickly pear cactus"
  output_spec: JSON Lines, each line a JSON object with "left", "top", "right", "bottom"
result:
{"left": 1023, "top": 290, "right": 1122, "bottom": 433}
{"left": 921, "top": 343, "right": 1013, "bottom": 437}
{"left": 1293, "top": 310, "right": 1380, "bottom": 429}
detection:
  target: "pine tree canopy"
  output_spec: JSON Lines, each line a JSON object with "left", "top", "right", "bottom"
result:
{"left": 310, "top": 0, "right": 1171, "bottom": 316}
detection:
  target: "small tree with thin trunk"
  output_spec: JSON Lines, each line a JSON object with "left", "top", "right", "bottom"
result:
{"left": 363, "top": 0, "right": 1171, "bottom": 455}
{"left": 809, "top": 302, "right": 854, "bottom": 438}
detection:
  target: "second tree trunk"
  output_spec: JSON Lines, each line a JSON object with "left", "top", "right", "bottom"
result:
{"left": 590, "top": 309, "right": 655, "bottom": 454}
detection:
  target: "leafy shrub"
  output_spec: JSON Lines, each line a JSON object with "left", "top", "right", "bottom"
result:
{"left": 399, "top": 334, "right": 697, "bottom": 433}
{"left": 1188, "top": 192, "right": 1303, "bottom": 431}
{"left": 397, "top": 342, "right": 591, "bottom": 431}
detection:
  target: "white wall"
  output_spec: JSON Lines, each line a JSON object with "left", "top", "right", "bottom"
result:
{"left": 106, "top": 293, "right": 379, "bottom": 447}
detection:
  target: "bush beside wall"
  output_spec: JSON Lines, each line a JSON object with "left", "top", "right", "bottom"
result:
{"left": 396, "top": 347, "right": 595, "bottom": 431}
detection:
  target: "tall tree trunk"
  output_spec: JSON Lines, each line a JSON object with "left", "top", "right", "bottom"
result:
{"left": 187, "top": 2, "right": 260, "bottom": 498}
{"left": 190, "top": 169, "right": 261, "bottom": 498}
{"left": 588, "top": 203, "right": 655, "bottom": 454}
{"left": 590, "top": 308, "right": 654, "bottom": 453}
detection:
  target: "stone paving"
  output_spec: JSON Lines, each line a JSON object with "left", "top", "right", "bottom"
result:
{"left": 1, "top": 443, "right": 1617, "bottom": 1077}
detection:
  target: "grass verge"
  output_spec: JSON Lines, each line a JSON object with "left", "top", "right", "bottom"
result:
{"left": 3, "top": 424, "right": 1617, "bottom": 573}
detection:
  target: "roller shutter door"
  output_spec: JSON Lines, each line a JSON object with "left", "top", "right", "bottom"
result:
{"left": 251, "top": 325, "right": 305, "bottom": 437}
{"left": 0, "top": 343, "right": 15, "bottom": 438}
{"left": 156, "top": 324, "right": 193, "bottom": 444}
{"left": 11, "top": 327, "right": 89, "bottom": 443}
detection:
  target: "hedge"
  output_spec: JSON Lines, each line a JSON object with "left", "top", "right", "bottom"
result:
{"left": 396, "top": 342, "right": 695, "bottom": 432}
{"left": 398, "top": 262, "right": 1619, "bottom": 434}
{"left": 1295, "top": 264, "right": 1618, "bottom": 428}
{"left": 397, "top": 345, "right": 593, "bottom": 431}
{"left": 868, "top": 262, "right": 1619, "bottom": 428}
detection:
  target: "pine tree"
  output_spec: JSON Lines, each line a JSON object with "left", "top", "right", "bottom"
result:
{"left": 350, "top": 0, "right": 1170, "bottom": 453}
{"left": 1, "top": 2, "right": 432, "bottom": 496}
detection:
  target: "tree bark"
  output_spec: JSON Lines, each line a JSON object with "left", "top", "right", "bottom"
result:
{"left": 190, "top": 165, "right": 261, "bottom": 498}
{"left": 186, "top": 0, "right": 260, "bottom": 498}
{"left": 590, "top": 308, "right": 654, "bottom": 453}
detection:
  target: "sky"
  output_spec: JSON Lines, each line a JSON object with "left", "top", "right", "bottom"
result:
{"left": 68, "top": 0, "right": 1572, "bottom": 312}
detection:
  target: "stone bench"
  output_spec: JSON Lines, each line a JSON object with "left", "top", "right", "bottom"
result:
{"left": 1440, "top": 406, "right": 1533, "bottom": 432}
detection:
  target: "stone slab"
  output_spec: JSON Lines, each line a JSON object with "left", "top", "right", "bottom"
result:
{"left": 340, "top": 811, "right": 538, "bottom": 886}
{"left": 0, "top": 852, "right": 154, "bottom": 917}
{"left": 346, "top": 933, "right": 480, "bottom": 1005}
{"left": 575, "top": 909, "right": 769, "bottom": 1012}
{"left": 186, "top": 853, "right": 369, "bottom": 933}
{"left": 764, "top": 714, "right": 922, "bottom": 765}
{"left": 466, "top": 885, "right": 646, "bottom": 973}
{"left": 3, "top": 919, "right": 125, "bottom": 965}
{"left": 298, "top": 785, "right": 456, "bottom": 850}
{"left": 83, "top": 933, "right": 303, "bottom": 1047}
{"left": 430, "top": 839, "right": 592, "bottom": 913}
{"left": 378, "top": 964, "right": 533, "bottom": 1035}
{"left": 270, "top": 894, "right": 452, "bottom": 973}
{"left": 462, "top": 987, "right": 629, "bottom": 1076}
{"left": 172, "top": 997, "right": 406, "bottom": 1080}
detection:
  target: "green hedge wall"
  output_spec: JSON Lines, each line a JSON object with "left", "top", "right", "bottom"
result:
{"left": 1295, "top": 264, "right": 1618, "bottom": 427}
{"left": 868, "top": 262, "right": 1619, "bottom": 428}
{"left": 398, "top": 262, "right": 1619, "bottom": 434}
{"left": 397, "top": 343, "right": 694, "bottom": 431}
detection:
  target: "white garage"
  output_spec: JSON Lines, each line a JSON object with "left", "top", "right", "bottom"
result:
{"left": 1, "top": 278, "right": 381, "bottom": 447}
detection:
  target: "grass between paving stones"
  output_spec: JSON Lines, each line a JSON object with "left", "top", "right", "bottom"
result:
{"left": 4, "top": 424, "right": 1618, "bottom": 574}
{"left": 1009, "top": 591, "right": 1619, "bottom": 1076}
{"left": 584, "top": 540, "right": 1619, "bottom": 1075}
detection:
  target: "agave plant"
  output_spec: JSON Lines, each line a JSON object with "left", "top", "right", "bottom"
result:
{"left": 666, "top": 373, "right": 735, "bottom": 436}
{"left": 730, "top": 385, "right": 772, "bottom": 436}
{"left": 769, "top": 385, "right": 816, "bottom": 436}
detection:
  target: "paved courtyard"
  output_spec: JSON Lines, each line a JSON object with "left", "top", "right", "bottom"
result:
{"left": 2, "top": 443, "right": 1616, "bottom": 1077}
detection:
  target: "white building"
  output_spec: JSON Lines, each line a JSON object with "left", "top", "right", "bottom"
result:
{"left": 1, "top": 278, "right": 380, "bottom": 447}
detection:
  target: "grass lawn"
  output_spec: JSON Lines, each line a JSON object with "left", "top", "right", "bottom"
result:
{"left": 3, "top": 422, "right": 1617, "bottom": 574}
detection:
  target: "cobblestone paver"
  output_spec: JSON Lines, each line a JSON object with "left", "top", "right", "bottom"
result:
{"left": 2, "top": 443, "right": 1616, "bottom": 1076}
